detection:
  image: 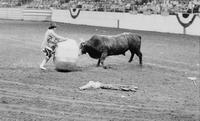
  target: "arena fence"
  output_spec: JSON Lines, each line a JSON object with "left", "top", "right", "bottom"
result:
{"left": 0, "top": 8, "right": 51, "bottom": 21}
{"left": 0, "top": 8, "right": 200, "bottom": 36}
{"left": 52, "top": 9, "right": 200, "bottom": 36}
{"left": 23, "top": 9, "right": 51, "bottom": 21}
{"left": 0, "top": 8, "right": 22, "bottom": 20}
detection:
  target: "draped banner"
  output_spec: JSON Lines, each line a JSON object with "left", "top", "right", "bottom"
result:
{"left": 69, "top": 8, "right": 81, "bottom": 19}
{"left": 175, "top": 13, "right": 196, "bottom": 34}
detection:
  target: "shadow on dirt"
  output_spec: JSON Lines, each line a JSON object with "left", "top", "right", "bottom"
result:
{"left": 55, "top": 66, "right": 82, "bottom": 73}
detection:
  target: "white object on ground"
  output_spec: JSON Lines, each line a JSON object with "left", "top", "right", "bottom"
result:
{"left": 187, "top": 77, "right": 197, "bottom": 87}
{"left": 79, "top": 81, "right": 101, "bottom": 90}
{"left": 187, "top": 77, "right": 197, "bottom": 80}
{"left": 121, "top": 95, "right": 126, "bottom": 98}
{"left": 79, "top": 81, "right": 138, "bottom": 92}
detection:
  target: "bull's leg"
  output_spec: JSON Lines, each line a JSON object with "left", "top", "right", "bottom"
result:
{"left": 100, "top": 52, "right": 108, "bottom": 69}
{"left": 128, "top": 49, "right": 135, "bottom": 62}
{"left": 136, "top": 51, "right": 142, "bottom": 65}
{"left": 129, "top": 52, "right": 135, "bottom": 63}
{"left": 96, "top": 59, "right": 101, "bottom": 67}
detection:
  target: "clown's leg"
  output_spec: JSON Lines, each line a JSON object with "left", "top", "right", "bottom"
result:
{"left": 40, "top": 57, "right": 50, "bottom": 70}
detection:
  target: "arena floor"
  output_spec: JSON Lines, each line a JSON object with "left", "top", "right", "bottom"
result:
{"left": 0, "top": 20, "right": 199, "bottom": 121}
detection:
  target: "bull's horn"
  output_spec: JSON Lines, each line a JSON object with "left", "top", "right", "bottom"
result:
{"left": 79, "top": 38, "right": 85, "bottom": 42}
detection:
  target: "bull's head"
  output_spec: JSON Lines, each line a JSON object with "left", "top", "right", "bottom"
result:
{"left": 79, "top": 42, "right": 87, "bottom": 55}
{"left": 78, "top": 38, "right": 87, "bottom": 55}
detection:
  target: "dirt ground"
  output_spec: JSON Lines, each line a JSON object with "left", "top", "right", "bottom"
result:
{"left": 0, "top": 20, "right": 199, "bottom": 121}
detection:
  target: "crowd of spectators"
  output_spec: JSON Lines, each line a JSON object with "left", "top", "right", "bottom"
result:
{"left": 0, "top": 0, "right": 23, "bottom": 7}
{"left": 1, "top": 0, "right": 200, "bottom": 14}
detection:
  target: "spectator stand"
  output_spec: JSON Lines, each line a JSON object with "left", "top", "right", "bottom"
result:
{"left": 0, "top": 0, "right": 200, "bottom": 14}
{"left": 0, "top": 0, "right": 22, "bottom": 8}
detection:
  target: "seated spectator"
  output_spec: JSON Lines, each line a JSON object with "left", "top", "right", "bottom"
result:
{"left": 21, "top": 0, "right": 198, "bottom": 14}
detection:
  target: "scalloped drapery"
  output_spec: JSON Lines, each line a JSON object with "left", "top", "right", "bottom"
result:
{"left": 69, "top": 8, "right": 81, "bottom": 19}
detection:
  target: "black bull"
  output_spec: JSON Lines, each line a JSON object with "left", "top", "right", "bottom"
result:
{"left": 80, "top": 32, "right": 142, "bottom": 68}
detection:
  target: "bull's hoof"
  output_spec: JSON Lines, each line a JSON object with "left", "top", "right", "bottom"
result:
{"left": 103, "top": 66, "right": 108, "bottom": 69}
{"left": 103, "top": 66, "right": 113, "bottom": 69}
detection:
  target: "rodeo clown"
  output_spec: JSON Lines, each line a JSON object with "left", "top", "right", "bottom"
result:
{"left": 40, "top": 22, "right": 69, "bottom": 70}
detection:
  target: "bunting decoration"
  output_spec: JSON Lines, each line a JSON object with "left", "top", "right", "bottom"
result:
{"left": 69, "top": 8, "right": 81, "bottom": 19}
{"left": 175, "top": 13, "right": 196, "bottom": 28}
